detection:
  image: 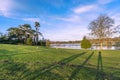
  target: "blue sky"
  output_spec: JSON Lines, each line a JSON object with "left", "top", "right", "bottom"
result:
{"left": 0, "top": 0, "right": 120, "bottom": 41}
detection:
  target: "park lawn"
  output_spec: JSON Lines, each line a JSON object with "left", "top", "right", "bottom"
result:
{"left": 0, "top": 44, "right": 120, "bottom": 80}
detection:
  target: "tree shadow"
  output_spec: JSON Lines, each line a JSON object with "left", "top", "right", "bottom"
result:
{"left": 0, "top": 50, "right": 31, "bottom": 80}
{"left": 1, "top": 50, "right": 119, "bottom": 80}
{"left": 62, "top": 64, "right": 120, "bottom": 80}
{"left": 1, "top": 62, "right": 30, "bottom": 80}
{"left": 69, "top": 52, "right": 94, "bottom": 80}
{"left": 0, "top": 49, "right": 30, "bottom": 59}
{"left": 21, "top": 52, "right": 86, "bottom": 80}
{"left": 1, "top": 49, "right": 76, "bottom": 80}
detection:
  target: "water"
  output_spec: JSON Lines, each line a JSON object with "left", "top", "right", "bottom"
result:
{"left": 51, "top": 44, "right": 80, "bottom": 49}
{"left": 50, "top": 43, "right": 120, "bottom": 50}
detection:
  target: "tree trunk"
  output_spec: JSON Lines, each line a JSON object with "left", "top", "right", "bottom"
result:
{"left": 100, "top": 42, "right": 103, "bottom": 50}
{"left": 99, "top": 38, "right": 103, "bottom": 50}
{"left": 33, "top": 36, "right": 36, "bottom": 45}
{"left": 106, "top": 40, "right": 108, "bottom": 48}
{"left": 36, "top": 28, "right": 39, "bottom": 46}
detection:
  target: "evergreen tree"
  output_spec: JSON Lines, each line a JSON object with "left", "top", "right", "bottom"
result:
{"left": 81, "top": 36, "right": 92, "bottom": 49}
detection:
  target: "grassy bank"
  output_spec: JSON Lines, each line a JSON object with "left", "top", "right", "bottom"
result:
{"left": 0, "top": 44, "right": 120, "bottom": 80}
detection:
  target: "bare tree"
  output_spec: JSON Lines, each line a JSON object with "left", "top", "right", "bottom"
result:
{"left": 88, "top": 14, "right": 114, "bottom": 49}
{"left": 115, "top": 25, "right": 120, "bottom": 36}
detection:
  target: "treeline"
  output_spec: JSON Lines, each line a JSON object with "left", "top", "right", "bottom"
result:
{"left": 51, "top": 40, "right": 81, "bottom": 44}
{"left": 0, "top": 22, "right": 50, "bottom": 47}
{"left": 51, "top": 37, "right": 120, "bottom": 44}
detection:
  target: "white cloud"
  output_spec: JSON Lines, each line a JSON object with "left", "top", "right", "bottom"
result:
{"left": 44, "top": 4, "right": 102, "bottom": 41}
{"left": 22, "top": 17, "right": 52, "bottom": 26}
{"left": 0, "top": 0, "right": 118, "bottom": 41}
{"left": 111, "top": 13, "right": 120, "bottom": 26}
{"left": 98, "top": 0, "right": 113, "bottom": 4}
{"left": 22, "top": 18, "right": 40, "bottom": 22}
{"left": 0, "top": 0, "right": 26, "bottom": 18}
{"left": 45, "top": 28, "right": 89, "bottom": 41}
{"left": 72, "top": 4, "right": 97, "bottom": 14}
{"left": 43, "top": 22, "right": 90, "bottom": 41}
{"left": 0, "top": 0, "right": 15, "bottom": 17}
{"left": 52, "top": 15, "right": 81, "bottom": 23}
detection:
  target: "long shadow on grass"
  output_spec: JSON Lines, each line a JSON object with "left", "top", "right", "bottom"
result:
{"left": 69, "top": 52, "right": 94, "bottom": 80}
{"left": 21, "top": 52, "right": 86, "bottom": 80}
{"left": 96, "top": 51, "right": 104, "bottom": 80}
{"left": 1, "top": 53, "right": 63, "bottom": 80}
{"left": 0, "top": 49, "right": 31, "bottom": 60}
{"left": 61, "top": 64, "right": 120, "bottom": 80}
{"left": 95, "top": 51, "right": 120, "bottom": 80}
{"left": 1, "top": 61, "right": 29, "bottom": 80}
{"left": 0, "top": 49, "right": 30, "bottom": 80}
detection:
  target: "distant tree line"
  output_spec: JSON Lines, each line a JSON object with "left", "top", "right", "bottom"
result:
{"left": 0, "top": 22, "right": 50, "bottom": 47}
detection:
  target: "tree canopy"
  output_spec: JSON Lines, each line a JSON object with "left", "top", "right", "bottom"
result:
{"left": 0, "top": 22, "right": 45, "bottom": 45}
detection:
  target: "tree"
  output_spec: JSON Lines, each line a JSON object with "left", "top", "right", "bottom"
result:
{"left": 88, "top": 14, "right": 114, "bottom": 49}
{"left": 115, "top": 25, "right": 120, "bottom": 37}
{"left": 46, "top": 39, "right": 50, "bottom": 48}
{"left": 7, "top": 27, "right": 20, "bottom": 40}
{"left": 35, "top": 22, "right": 40, "bottom": 45}
{"left": 7, "top": 24, "right": 32, "bottom": 44}
{"left": 7, "top": 24, "right": 36, "bottom": 44}
{"left": 3, "top": 22, "right": 44, "bottom": 45}
{"left": 22, "top": 24, "right": 32, "bottom": 43}
{"left": 26, "top": 37, "right": 33, "bottom": 45}
{"left": 81, "top": 36, "right": 92, "bottom": 49}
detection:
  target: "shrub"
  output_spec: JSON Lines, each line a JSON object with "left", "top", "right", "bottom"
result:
{"left": 46, "top": 40, "right": 50, "bottom": 48}
{"left": 81, "top": 36, "right": 92, "bottom": 49}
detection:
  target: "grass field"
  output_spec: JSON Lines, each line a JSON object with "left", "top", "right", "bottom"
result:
{"left": 0, "top": 44, "right": 120, "bottom": 80}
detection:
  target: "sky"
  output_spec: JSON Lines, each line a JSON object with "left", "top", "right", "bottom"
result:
{"left": 0, "top": 0, "right": 120, "bottom": 41}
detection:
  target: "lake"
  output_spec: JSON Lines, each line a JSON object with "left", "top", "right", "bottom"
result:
{"left": 50, "top": 43, "right": 120, "bottom": 50}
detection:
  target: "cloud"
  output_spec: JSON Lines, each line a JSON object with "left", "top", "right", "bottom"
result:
{"left": 48, "top": 4, "right": 101, "bottom": 24}
{"left": 0, "top": 0, "right": 28, "bottom": 18}
{"left": 44, "top": 24, "right": 89, "bottom": 41}
{"left": 0, "top": 0, "right": 14, "bottom": 17}
{"left": 22, "top": 17, "right": 52, "bottom": 26}
{"left": 72, "top": 4, "right": 97, "bottom": 14}
{"left": 52, "top": 15, "right": 81, "bottom": 23}
{"left": 111, "top": 13, "right": 120, "bottom": 26}
{"left": 0, "top": 0, "right": 118, "bottom": 41}
{"left": 98, "top": 0, "right": 113, "bottom": 4}
{"left": 43, "top": 3, "right": 102, "bottom": 41}
{"left": 22, "top": 18, "right": 40, "bottom": 22}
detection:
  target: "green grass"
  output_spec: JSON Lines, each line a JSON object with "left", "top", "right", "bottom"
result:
{"left": 0, "top": 44, "right": 120, "bottom": 80}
